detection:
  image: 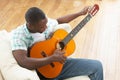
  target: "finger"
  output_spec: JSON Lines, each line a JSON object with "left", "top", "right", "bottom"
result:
{"left": 62, "top": 49, "right": 66, "bottom": 53}
{"left": 62, "top": 56, "right": 67, "bottom": 62}
{"left": 61, "top": 51, "right": 65, "bottom": 54}
{"left": 55, "top": 48, "right": 61, "bottom": 52}
{"left": 59, "top": 56, "right": 67, "bottom": 64}
{"left": 59, "top": 60, "right": 66, "bottom": 64}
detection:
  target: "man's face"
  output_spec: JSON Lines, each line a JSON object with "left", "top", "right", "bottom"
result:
{"left": 28, "top": 18, "right": 48, "bottom": 33}
{"left": 35, "top": 18, "right": 48, "bottom": 33}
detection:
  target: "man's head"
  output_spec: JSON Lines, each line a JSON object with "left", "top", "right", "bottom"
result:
{"left": 25, "top": 7, "right": 48, "bottom": 33}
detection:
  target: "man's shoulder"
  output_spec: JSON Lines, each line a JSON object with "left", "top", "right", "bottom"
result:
{"left": 11, "top": 24, "right": 29, "bottom": 35}
{"left": 10, "top": 24, "right": 32, "bottom": 41}
{"left": 11, "top": 24, "right": 25, "bottom": 32}
{"left": 47, "top": 18, "right": 58, "bottom": 23}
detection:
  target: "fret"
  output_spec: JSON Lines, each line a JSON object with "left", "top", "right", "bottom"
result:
{"left": 61, "top": 14, "right": 92, "bottom": 46}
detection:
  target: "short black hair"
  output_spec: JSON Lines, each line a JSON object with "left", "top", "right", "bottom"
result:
{"left": 25, "top": 7, "right": 46, "bottom": 25}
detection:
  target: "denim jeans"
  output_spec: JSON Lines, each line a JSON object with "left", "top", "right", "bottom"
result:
{"left": 54, "top": 58, "right": 103, "bottom": 80}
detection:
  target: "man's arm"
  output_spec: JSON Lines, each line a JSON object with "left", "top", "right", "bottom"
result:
{"left": 57, "top": 6, "right": 90, "bottom": 24}
{"left": 13, "top": 49, "right": 66, "bottom": 70}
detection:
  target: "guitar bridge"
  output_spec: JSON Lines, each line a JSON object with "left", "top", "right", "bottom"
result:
{"left": 41, "top": 51, "right": 55, "bottom": 68}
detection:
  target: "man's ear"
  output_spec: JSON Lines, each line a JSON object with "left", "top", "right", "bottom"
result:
{"left": 26, "top": 22, "right": 33, "bottom": 31}
{"left": 26, "top": 22, "right": 33, "bottom": 29}
{"left": 26, "top": 22, "right": 30, "bottom": 27}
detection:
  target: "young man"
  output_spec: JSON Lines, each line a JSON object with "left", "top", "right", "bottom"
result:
{"left": 10, "top": 7, "right": 103, "bottom": 80}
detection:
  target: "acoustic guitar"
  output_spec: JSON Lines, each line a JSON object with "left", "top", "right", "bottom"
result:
{"left": 30, "top": 4, "right": 99, "bottom": 78}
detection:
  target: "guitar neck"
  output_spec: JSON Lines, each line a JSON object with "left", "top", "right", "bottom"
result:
{"left": 61, "top": 14, "right": 92, "bottom": 46}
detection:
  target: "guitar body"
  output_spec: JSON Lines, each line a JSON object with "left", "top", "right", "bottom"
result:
{"left": 30, "top": 29, "right": 76, "bottom": 78}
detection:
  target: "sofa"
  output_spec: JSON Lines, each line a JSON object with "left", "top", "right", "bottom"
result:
{"left": 0, "top": 30, "right": 90, "bottom": 80}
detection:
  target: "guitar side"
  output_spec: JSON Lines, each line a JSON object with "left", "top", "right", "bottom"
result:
{"left": 30, "top": 29, "right": 76, "bottom": 78}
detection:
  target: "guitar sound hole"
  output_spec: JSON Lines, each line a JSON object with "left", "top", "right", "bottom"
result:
{"left": 41, "top": 51, "right": 55, "bottom": 68}
{"left": 59, "top": 41, "right": 65, "bottom": 50}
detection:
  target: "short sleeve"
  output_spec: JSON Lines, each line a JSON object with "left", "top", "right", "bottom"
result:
{"left": 47, "top": 18, "right": 58, "bottom": 27}
{"left": 11, "top": 38, "right": 27, "bottom": 51}
{"left": 10, "top": 29, "right": 28, "bottom": 51}
{"left": 10, "top": 24, "right": 34, "bottom": 51}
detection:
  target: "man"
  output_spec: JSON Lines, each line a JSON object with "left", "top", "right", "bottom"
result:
{"left": 10, "top": 7, "right": 103, "bottom": 80}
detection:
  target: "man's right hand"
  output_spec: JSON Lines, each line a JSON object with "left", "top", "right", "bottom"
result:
{"left": 51, "top": 49, "right": 67, "bottom": 64}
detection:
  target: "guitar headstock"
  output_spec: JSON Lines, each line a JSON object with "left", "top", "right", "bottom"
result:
{"left": 89, "top": 4, "right": 99, "bottom": 17}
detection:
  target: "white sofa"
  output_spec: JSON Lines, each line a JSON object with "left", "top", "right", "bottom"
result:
{"left": 0, "top": 71, "right": 3, "bottom": 80}
{"left": 0, "top": 30, "right": 90, "bottom": 80}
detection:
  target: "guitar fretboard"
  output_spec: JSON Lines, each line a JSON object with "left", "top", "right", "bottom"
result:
{"left": 61, "top": 14, "right": 92, "bottom": 46}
